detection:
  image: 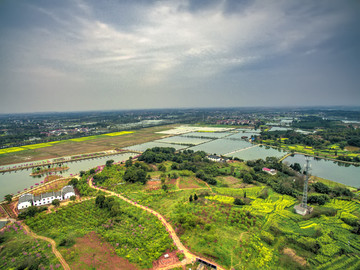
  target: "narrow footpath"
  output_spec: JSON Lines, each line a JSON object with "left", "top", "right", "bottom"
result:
{"left": 21, "top": 223, "right": 71, "bottom": 270}
{"left": 88, "top": 177, "right": 225, "bottom": 270}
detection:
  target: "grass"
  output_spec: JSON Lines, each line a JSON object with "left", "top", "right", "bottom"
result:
{"left": 0, "top": 222, "right": 62, "bottom": 269}
{"left": 25, "top": 198, "right": 175, "bottom": 268}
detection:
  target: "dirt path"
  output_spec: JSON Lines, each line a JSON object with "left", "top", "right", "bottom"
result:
{"left": 88, "top": 177, "right": 225, "bottom": 270}
{"left": 21, "top": 223, "right": 70, "bottom": 270}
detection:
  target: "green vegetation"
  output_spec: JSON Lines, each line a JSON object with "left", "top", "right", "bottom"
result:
{"left": 7, "top": 145, "right": 360, "bottom": 269}
{"left": 25, "top": 198, "right": 175, "bottom": 268}
{"left": 258, "top": 120, "right": 360, "bottom": 163}
{"left": 0, "top": 222, "right": 62, "bottom": 269}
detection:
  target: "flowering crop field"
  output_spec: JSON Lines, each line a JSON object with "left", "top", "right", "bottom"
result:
{"left": 25, "top": 198, "right": 175, "bottom": 268}
{"left": 0, "top": 131, "right": 134, "bottom": 155}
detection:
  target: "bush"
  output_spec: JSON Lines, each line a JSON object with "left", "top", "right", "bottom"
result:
{"left": 304, "top": 207, "right": 337, "bottom": 220}
{"left": 308, "top": 194, "right": 330, "bottom": 205}
{"left": 59, "top": 236, "right": 75, "bottom": 247}
{"left": 340, "top": 212, "right": 359, "bottom": 226}
{"left": 234, "top": 198, "right": 245, "bottom": 205}
{"left": 313, "top": 182, "right": 331, "bottom": 194}
{"left": 260, "top": 231, "right": 274, "bottom": 245}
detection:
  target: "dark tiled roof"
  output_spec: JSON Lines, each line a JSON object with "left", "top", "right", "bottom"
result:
{"left": 34, "top": 195, "right": 42, "bottom": 201}
{"left": 42, "top": 192, "right": 54, "bottom": 199}
{"left": 208, "top": 155, "right": 221, "bottom": 159}
{"left": 55, "top": 191, "right": 62, "bottom": 197}
{"left": 62, "top": 185, "right": 75, "bottom": 194}
{"left": 18, "top": 194, "right": 33, "bottom": 204}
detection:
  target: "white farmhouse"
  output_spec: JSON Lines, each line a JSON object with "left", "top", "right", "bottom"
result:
{"left": 62, "top": 185, "right": 75, "bottom": 199}
{"left": 33, "top": 191, "right": 62, "bottom": 206}
{"left": 17, "top": 194, "right": 34, "bottom": 210}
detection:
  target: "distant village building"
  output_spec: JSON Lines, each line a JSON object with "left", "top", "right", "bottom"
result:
{"left": 17, "top": 185, "right": 75, "bottom": 210}
{"left": 262, "top": 167, "right": 277, "bottom": 176}
{"left": 207, "top": 155, "right": 229, "bottom": 163}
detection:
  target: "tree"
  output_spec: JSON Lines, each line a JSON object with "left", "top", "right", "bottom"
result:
{"left": 194, "top": 193, "right": 198, "bottom": 201}
{"left": 95, "top": 195, "right": 106, "bottom": 208}
{"left": 52, "top": 199, "right": 60, "bottom": 207}
{"left": 106, "top": 159, "right": 114, "bottom": 167}
{"left": 125, "top": 157, "right": 133, "bottom": 168}
{"left": 79, "top": 170, "right": 86, "bottom": 177}
{"left": 189, "top": 195, "right": 193, "bottom": 202}
{"left": 89, "top": 168, "right": 95, "bottom": 174}
{"left": 244, "top": 191, "right": 247, "bottom": 198}
{"left": 68, "top": 178, "right": 79, "bottom": 187}
{"left": 243, "top": 173, "right": 253, "bottom": 184}
{"left": 290, "top": 163, "right": 301, "bottom": 172}
{"left": 234, "top": 198, "right": 245, "bottom": 205}
{"left": 158, "top": 164, "right": 166, "bottom": 172}
{"left": 70, "top": 195, "right": 76, "bottom": 201}
{"left": 4, "top": 194, "right": 12, "bottom": 203}
{"left": 162, "top": 184, "right": 168, "bottom": 193}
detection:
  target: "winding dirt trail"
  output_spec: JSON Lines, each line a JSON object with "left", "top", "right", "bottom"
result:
{"left": 88, "top": 176, "right": 225, "bottom": 270}
{"left": 22, "top": 223, "right": 70, "bottom": 270}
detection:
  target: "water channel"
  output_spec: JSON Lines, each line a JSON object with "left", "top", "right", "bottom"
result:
{"left": 0, "top": 152, "right": 135, "bottom": 200}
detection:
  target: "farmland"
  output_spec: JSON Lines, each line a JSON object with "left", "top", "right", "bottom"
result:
{"left": 80, "top": 148, "right": 360, "bottom": 269}
{"left": 0, "top": 125, "right": 176, "bottom": 166}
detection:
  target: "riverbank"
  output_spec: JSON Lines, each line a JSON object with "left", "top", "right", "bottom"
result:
{"left": 30, "top": 166, "right": 70, "bottom": 176}
{"left": 0, "top": 149, "right": 141, "bottom": 173}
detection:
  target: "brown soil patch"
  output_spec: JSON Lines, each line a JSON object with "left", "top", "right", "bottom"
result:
{"left": 178, "top": 177, "right": 202, "bottom": 189}
{"left": 152, "top": 249, "right": 181, "bottom": 269}
{"left": 146, "top": 180, "right": 161, "bottom": 191}
{"left": 283, "top": 248, "right": 307, "bottom": 267}
{"left": 221, "top": 176, "right": 240, "bottom": 186}
{"left": 345, "top": 146, "right": 360, "bottom": 151}
{"left": 66, "top": 231, "right": 139, "bottom": 270}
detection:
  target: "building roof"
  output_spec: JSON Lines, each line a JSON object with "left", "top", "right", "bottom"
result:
{"left": 54, "top": 191, "right": 62, "bottom": 197}
{"left": 18, "top": 194, "right": 33, "bottom": 204}
{"left": 208, "top": 155, "right": 221, "bottom": 160}
{"left": 62, "top": 185, "right": 75, "bottom": 194}
{"left": 42, "top": 192, "right": 55, "bottom": 199}
{"left": 34, "top": 195, "right": 42, "bottom": 202}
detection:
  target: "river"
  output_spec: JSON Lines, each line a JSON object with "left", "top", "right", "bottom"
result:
{"left": 0, "top": 152, "right": 135, "bottom": 201}
{"left": 284, "top": 154, "right": 360, "bottom": 188}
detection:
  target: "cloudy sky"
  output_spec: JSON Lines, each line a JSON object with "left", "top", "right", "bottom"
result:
{"left": 0, "top": 0, "right": 359, "bottom": 113}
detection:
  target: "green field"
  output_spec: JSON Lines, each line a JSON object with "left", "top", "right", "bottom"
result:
{"left": 25, "top": 198, "right": 175, "bottom": 268}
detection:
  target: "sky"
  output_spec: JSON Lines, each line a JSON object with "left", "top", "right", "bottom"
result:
{"left": 0, "top": 0, "right": 360, "bottom": 113}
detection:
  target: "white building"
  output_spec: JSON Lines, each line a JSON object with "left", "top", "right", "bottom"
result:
{"left": 62, "top": 185, "right": 75, "bottom": 199}
{"left": 17, "top": 194, "right": 34, "bottom": 209}
{"left": 33, "top": 191, "right": 62, "bottom": 206}
{"left": 17, "top": 185, "right": 75, "bottom": 210}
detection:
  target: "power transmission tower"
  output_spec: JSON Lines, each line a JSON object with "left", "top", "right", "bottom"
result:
{"left": 300, "top": 157, "right": 311, "bottom": 208}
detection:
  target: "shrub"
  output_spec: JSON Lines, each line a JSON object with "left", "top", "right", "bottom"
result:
{"left": 59, "top": 236, "right": 75, "bottom": 247}
{"left": 313, "top": 182, "right": 331, "bottom": 194}
{"left": 261, "top": 231, "right": 275, "bottom": 245}
{"left": 234, "top": 198, "right": 245, "bottom": 205}
{"left": 340, "top": 212, "right": 358, "bottom": 226}
{"left": 307, "top": 194, "right": 329, "bottom": 205}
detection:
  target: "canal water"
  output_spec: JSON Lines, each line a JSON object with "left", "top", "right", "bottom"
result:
{"left": 0, "top": 152, "right": 135, "bottom": 200}
{"left": 284, "top": 154, "right": 360, "bottom": 188}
